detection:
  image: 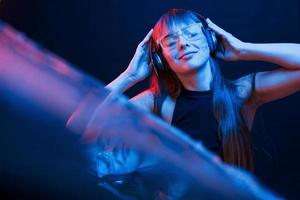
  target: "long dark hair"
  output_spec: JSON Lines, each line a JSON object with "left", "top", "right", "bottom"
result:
{"left": 150, "top": 8, "right": 254, "bottom": 171}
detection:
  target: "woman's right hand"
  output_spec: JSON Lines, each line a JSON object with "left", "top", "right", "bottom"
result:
{"left": 124, "top": 29, "right": 153, "bottom": 82}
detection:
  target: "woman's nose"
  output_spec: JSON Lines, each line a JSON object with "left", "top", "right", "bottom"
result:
{"left": 178, "top": 35, "right": 190, "bottom": 49}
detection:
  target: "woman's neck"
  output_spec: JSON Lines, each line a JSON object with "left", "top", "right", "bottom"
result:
{"left": 176, "top": 60, "right": 213, "bottom": 91}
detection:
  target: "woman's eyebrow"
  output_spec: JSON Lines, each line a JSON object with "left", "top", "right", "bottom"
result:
{"left": 160, "top": 21, "right": 202, "bottom": 38}
{"left": 160, "top": 30, "right": 178, "bottom": 40}
{"left": 163, "top": 33, "right": 175, "bottom": 38}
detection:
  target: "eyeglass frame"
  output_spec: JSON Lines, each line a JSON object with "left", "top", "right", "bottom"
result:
{"left": 156, "top": 22, "right": 207, "bottom": 50}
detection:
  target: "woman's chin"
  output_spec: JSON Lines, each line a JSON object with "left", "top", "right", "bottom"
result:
{"left": 182, "top": 59, "right": 208, "bottom": 70}
{"left": 174, "top": 64, "right": 205, "bottom": 74}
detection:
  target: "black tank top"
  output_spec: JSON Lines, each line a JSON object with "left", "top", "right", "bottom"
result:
{"left": 171, "top": 86, "right": 222, "bottom": 156}
{"left": 170, "top": 74, "right": 277, "bottom": 176}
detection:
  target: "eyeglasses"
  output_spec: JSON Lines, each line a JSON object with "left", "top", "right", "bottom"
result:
{"left": 158, "top": 23, "right": 205, "bottom": 50}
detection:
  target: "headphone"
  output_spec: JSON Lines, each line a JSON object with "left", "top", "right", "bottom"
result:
{"left": 149, "top": 12, "right": 221, "bottom": 74}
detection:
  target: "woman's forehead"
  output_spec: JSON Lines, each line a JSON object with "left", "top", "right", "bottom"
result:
{"left": 160, "top": 17, "right": 201, "bottom": 35}
{"left": 152, "top": 11, "right": 203, "bottom": 41}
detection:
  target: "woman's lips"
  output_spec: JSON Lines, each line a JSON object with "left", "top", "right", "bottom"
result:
{"left": 179, "top": 51, "right": 197, "bottom": 60}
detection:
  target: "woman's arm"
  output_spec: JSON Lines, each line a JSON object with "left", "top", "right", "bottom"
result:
{"left": 239, "top": 43, "right": 300, "bottom": 70}
{"left": 239, "top": 43, "right": 300, "bottom": 105}
{"left": 105, "top": 71, "right": 141, "bottom": 93}
{"left": 207, "top": 19, "right": 300, "bottom": 105}
{"left": 86, "top": 30, "right": 156, "bottom": 177}
{"left": 105, "top": 29, "right": 153, "bottom": 94}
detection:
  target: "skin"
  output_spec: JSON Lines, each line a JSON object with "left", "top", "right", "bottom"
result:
{"left": 158, "top": 21, "right": 213, "bottom": 91}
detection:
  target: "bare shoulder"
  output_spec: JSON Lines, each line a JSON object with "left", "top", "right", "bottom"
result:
{"left": 236, "top": 69, "right": 300, "bottom": 106}
{"left": 129, "top": 89, "right": 154, "bottom": 112}
{"left": 233, "top": 73, "right": 258, "bottom": 105}
{"left": 161, "top": 95, "right": 176, "bottom": 124}
{"left": 129, "top": 89, "right": 176, "bottom": 123}
{"left": 234, "top": 73, "right": 259, "bottom": 130}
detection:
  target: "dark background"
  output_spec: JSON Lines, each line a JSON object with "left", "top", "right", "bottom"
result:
{"left": 0, "top": 0, "right": 300, "bottom": 199}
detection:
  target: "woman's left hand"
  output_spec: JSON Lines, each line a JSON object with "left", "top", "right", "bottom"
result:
{"left": 206, "top": 18, "right": 246, "bottom": 61}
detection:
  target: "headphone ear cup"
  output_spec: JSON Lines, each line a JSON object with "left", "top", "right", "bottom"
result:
{"left": 149, "top": 38, "right": 166, "bottom": 73}
{"left": 201, "top": 26, "right": 218, "bottom": 55}
{"left": 153, "top": 51, "right": 165, "bottom": 71}
{"left": 208, "top": 29, "right": 218, "bottom": 54}
{"left": 193, "top": 12, "right": 220, "bottom": 56}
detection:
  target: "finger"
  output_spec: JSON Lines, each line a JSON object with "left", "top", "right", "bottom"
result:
{"left": 140, "top": 28, "right": 153, "bottom": 46}
{"left": 206, "top": 18, "right": 229, "bottom": 36}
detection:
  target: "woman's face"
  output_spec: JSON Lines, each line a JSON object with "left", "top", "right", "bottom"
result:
{"left": 158, "top": 20, "right": 210, "bottom": 74}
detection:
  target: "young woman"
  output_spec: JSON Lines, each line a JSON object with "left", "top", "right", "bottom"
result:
{"left": 106, "top": 8, "right": 300, "bottom": 171}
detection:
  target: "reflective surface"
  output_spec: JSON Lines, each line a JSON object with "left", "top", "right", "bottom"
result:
{"left": 0, "top": 21, "right": 282, "bottom": 199}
